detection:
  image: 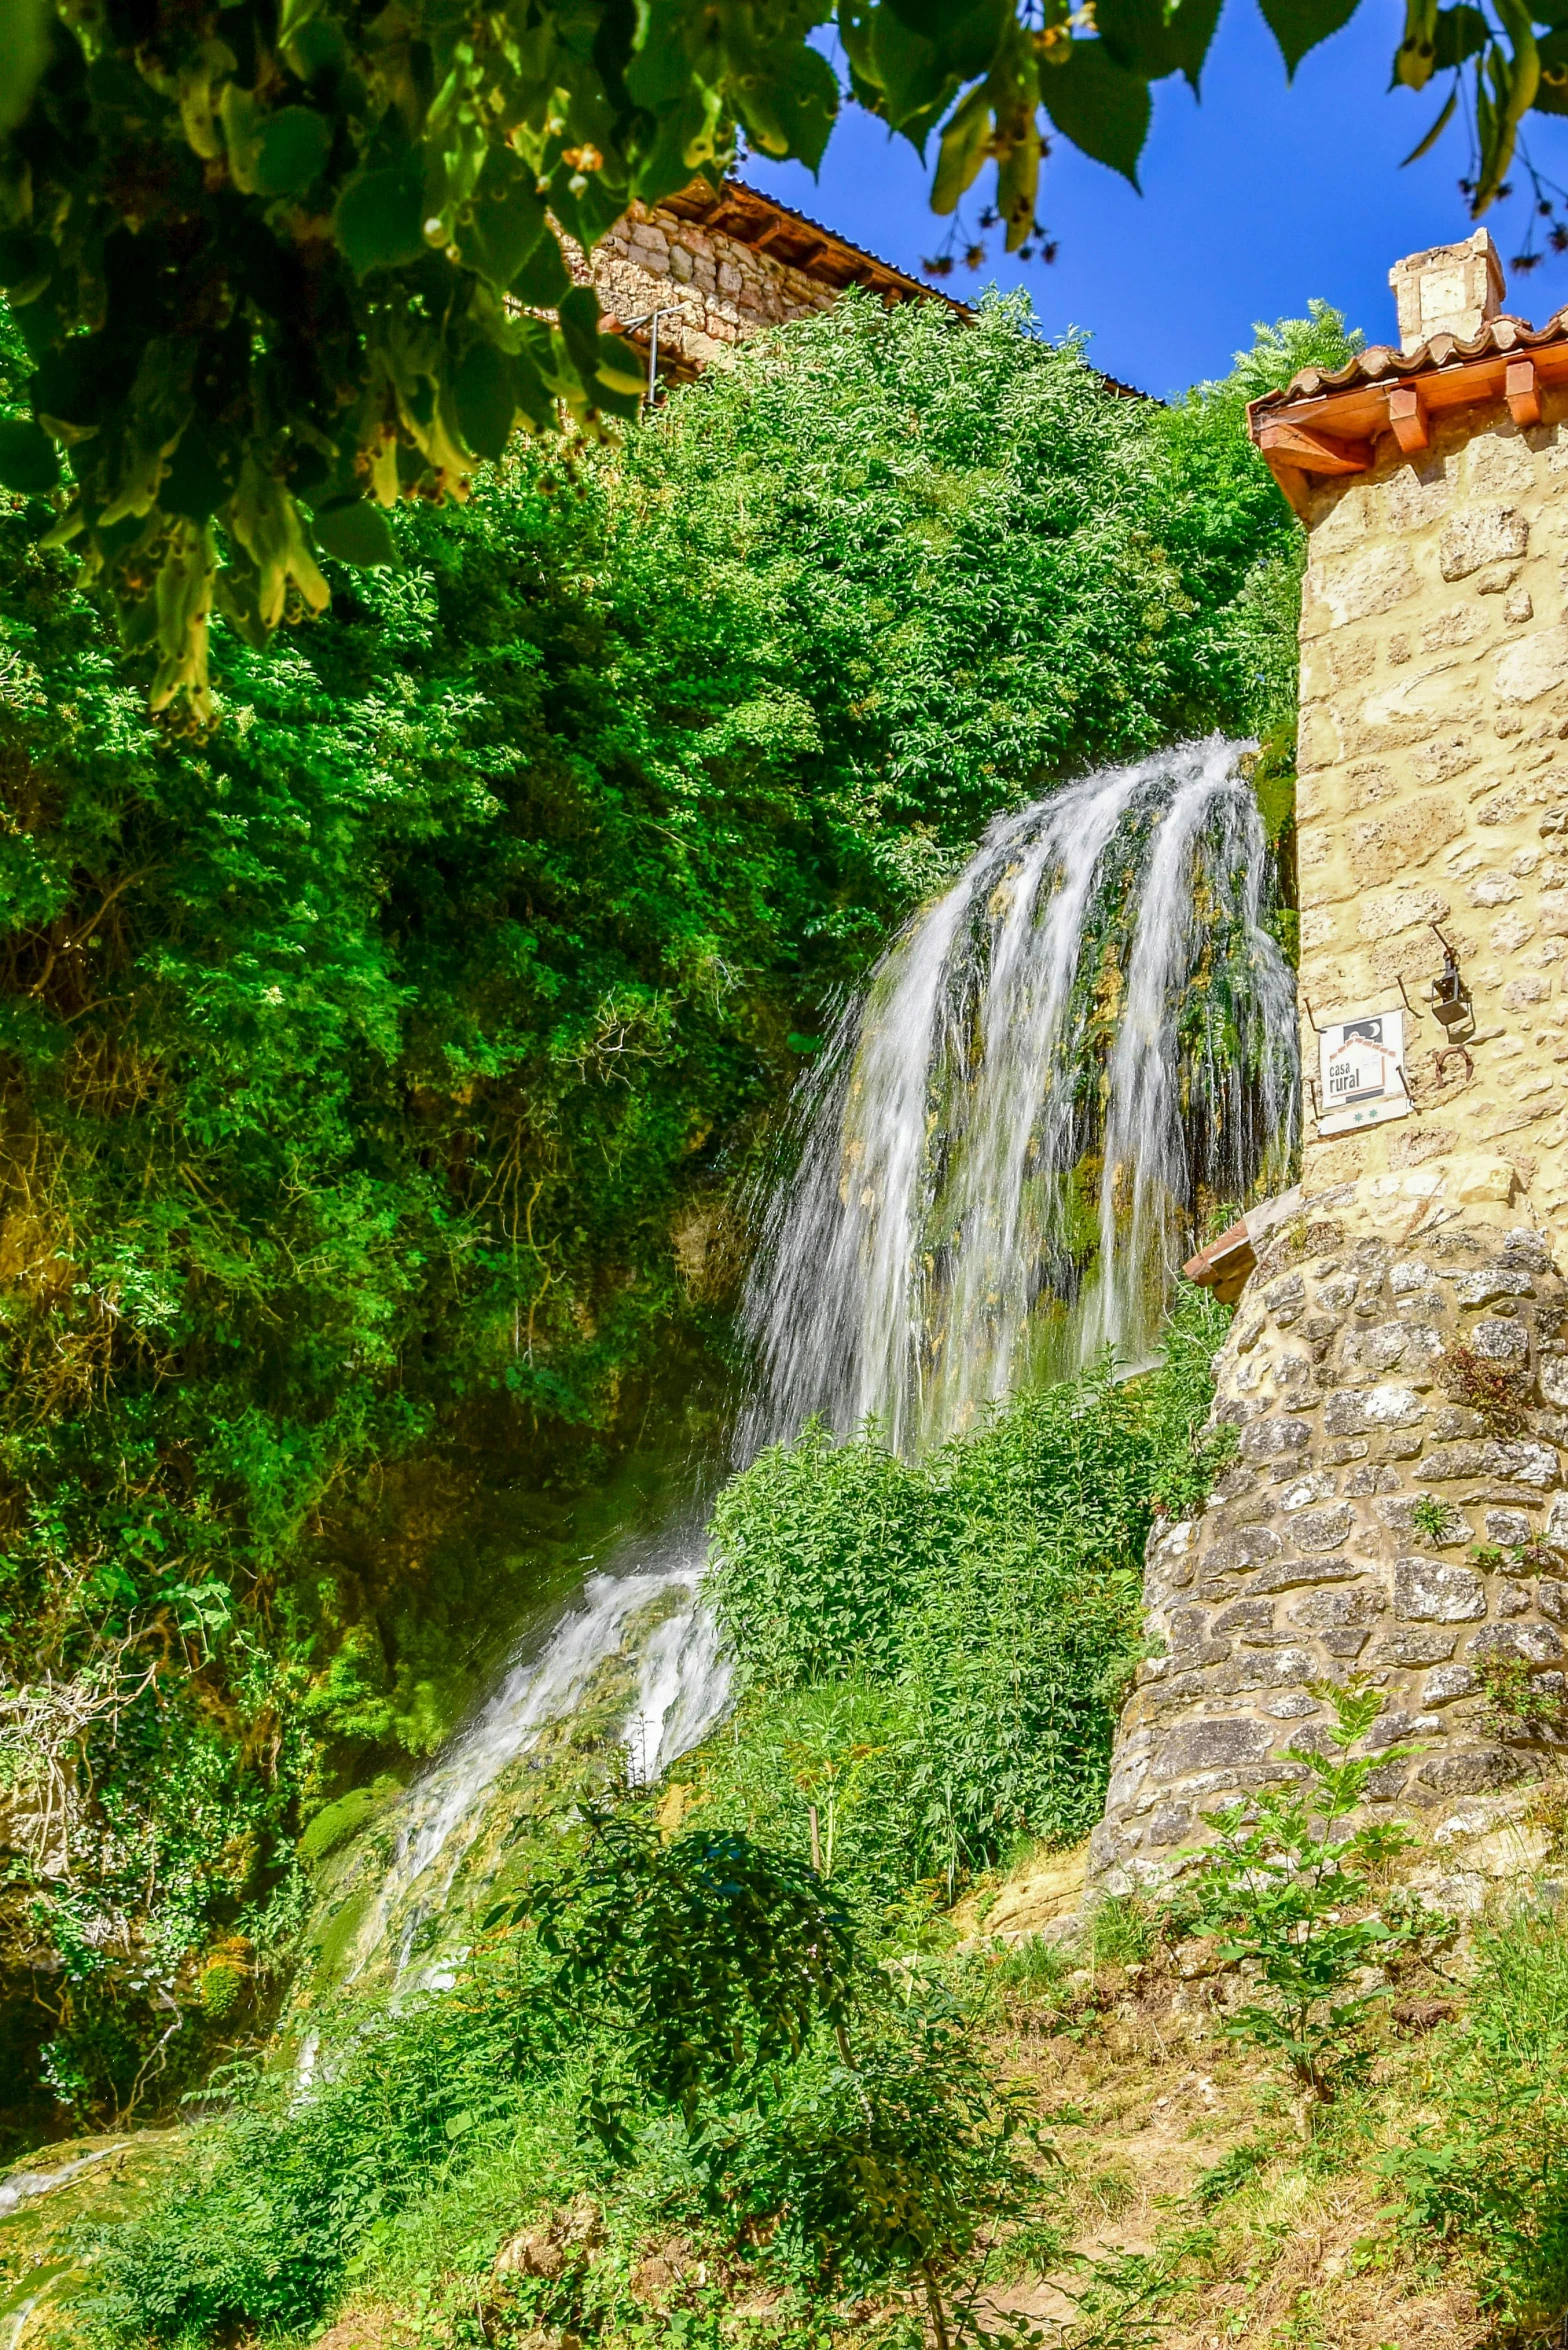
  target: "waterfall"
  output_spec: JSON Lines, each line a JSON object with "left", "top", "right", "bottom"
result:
{"left": 336, "top": 1523, "right": 726, "bottom": 1986}
{"left": 742, "top": 737, "right": 1298, "bottom": 1456}
{"left": 321, "top": 739, "right": 1296, "bottom": 1986}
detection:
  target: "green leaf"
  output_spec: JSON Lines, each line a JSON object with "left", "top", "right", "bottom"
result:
{"left": 1098, "top": 0, "right": 1222, "bottom": 85}
{"left": 453, "top": 342, "right": 517, "bottom": 462}
{"left": 0, "top": 417, "right": 60, "bottom": 496}
{"left": 557, "top": 284, "right": 607, "bottom": 391}
{"left": 1435, "top": 4, "right": 1489, "bottom": 64}
{"left": 543, "top": 163, "right": 626, "bottom": 253}
{"left": 311, "top": 497, "right": 398, "bottom": 566}
{"left": 735, "top": 42, "right": 840, "bottom": 169}
{"left": 625, "top": 0, "right": 696, "bottom": 107}
{"left": 511, "top": 231, "right": 571, "bottom": 308}
{"left": 1399, "top": 80, "right": 1458, "bottom": 155}
{"left": 253, "top": 105, "right": 332, "bottom": 197}
{"left": 868, "top": 7, "right": 954, "bottom": 130}
{"left": 465, "top": 146, "right": 549, "bottom": 290}
{"left": 630, "top": 91, "right": 724, "bottom": 200}
{"left": 595, "top": 335, "right": 649, "bottom": 398}
{"left": 0, "top": 0, "right": 54, "bottom": 134}
{"left": 1039, "top": 40, "right": 1151, "bottom": 184}
{"left": 509, "top": 331, "right": 557, "bottom": 432}
{"left": 889, "top": 0, "right": 1012, "bottom": 78}
{"left": 285, "top": 14, "right": 348, "bottom": 83}
{"left": 1164, "top": 0, "right": 1227, "bottom": 84}
{"left": 162, "top": 426, "right": 231, "bottom": 522}
{"left": 335, "top": 159, "right": 427, "bottom": 275}
{"left": 932, "top": 84, "right": 992, "bottom": 214}
{"left": 1258, "top": 0, "right": 1364, "bottom": 75}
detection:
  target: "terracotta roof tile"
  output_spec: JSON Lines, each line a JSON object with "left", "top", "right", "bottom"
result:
{"left": 1251, "top": 306, "right": 1568, "bottom": 415}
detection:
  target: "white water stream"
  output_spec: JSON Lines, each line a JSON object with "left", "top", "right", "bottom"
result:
{"left": 336, "top": 740, "right": 1297, "bottom": 1981}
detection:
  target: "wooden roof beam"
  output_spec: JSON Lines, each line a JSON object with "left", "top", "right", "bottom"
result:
{"left": 1254, "top": 418, "right": 1373, "bottom": 475}
{"left": 1507, "top": 355, "right": 1542, "bottom": 427}
{"left": 1388, "top": 383, "right": 1429, "bottom": 455}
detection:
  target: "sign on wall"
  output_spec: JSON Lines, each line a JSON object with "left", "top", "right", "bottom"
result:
{"left": 1317, "top": 1010, "right": 1411, "bottom": 1136}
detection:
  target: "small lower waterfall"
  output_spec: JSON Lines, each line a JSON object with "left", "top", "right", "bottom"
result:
{"left": 338, "top": 1528, "right": 725, "bottom": 1985}
{"left": 323, "top": 740, "right": 1297, "bottom": 1985}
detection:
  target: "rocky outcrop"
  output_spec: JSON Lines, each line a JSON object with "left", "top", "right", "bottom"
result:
{"left": 1093, "top": 1202, "right": 1568, "bottom": 1888}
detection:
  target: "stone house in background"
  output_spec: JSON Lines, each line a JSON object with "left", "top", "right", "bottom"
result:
{"left": 1094, "top": 233, "right": 1568, "bottom": 1903}
{"left": 580, "top": 178, "right": 961, "bottom": 386}
{"left": 578, "top": 177, "right": 1147, "bottom": 398}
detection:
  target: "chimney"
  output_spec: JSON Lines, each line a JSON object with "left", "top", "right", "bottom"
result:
{"left": 1387, "top": 228, "right": 1506, "bottom": 351}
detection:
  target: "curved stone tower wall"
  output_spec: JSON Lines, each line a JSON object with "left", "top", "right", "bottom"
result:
{"left": 1092, "top": 1197, "right": 1567, "bottom": 1888}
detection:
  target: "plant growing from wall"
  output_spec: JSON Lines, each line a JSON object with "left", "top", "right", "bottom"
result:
{"left": 1178, "top": 1682, "right": 1440, "bottom": 2106}
{"left": 1438, "top": 1339, "right": 1528, "bottom": 1432}
{"left": 1478, "top": 1650, "right": 1568, "bottom": 1741}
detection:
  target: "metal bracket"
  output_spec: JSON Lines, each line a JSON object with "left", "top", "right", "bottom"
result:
{"left": 613, "top": 300, "right": 698, "bottom": 405}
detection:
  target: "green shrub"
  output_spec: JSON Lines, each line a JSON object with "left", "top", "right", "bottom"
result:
{"left": 1387, "top": 1901, "right": 1568, "bottom": 2332}
{"left": 87, "top": 1808, "right": 1050, "bottom": 2347}
{"left": 85, "top": 1948, "right": 561, "bottom": 2340}
{"left": 1178, "top": 1682, "right": 1437, "bottom": 2104}
{"left": 706, "top": 1289, "right": 1232, "bottom": 1889}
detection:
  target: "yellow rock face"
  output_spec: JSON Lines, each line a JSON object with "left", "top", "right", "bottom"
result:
{"left": 951, "top": 1841, "right": 1088, "bottom": 1944}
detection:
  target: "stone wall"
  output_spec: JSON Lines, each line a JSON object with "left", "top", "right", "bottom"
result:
{"left": 1092, "top": 1206, "right": 1568, "bottom": 1892}
{"left": 1094, "top": 285, "right": 1568, "bottom": 1887}
{"left": 586, "top": 200, "right": 848, "bottom": 374}
{"left": 1294, "top": 394, "right": 1568, "bottom": 1244}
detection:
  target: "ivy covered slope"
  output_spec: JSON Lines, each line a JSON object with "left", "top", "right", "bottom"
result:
{"left": 0, "top": 290, "right": 1345, "bottom": 2132}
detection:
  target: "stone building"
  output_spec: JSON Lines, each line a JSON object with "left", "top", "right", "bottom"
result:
{"left": 1093, "top": 233, "right": 1568, "bottom": 1894}
{"left": 580, "top": 178, "right": 964, "bottom": 386}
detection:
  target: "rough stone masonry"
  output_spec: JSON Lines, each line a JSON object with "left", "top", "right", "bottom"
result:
{"left": 1093, "top": 234, "right": 1568, "bottom": 1898}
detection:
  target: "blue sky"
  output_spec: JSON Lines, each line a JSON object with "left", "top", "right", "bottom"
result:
{"left": 741, "top": 1, "right": 1568, "bottom": 399}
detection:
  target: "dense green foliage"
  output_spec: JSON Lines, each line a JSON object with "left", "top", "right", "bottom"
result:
{"left": 0, "top": 284, "right": 1335, "bottom": 2129}
{"left": 83, "top": 1802, "right": 1041, "bottom": 2347}
{"left": 704, "top": 1289, "right": 1233, "bottom": 1889}
{"left": 0, "top": 0, "right": 1533, "bottom": 722}
{"left": 613, "top": 294, "right": 1355, "bottom": 820}
{"left": 1390, "top": 1899, "right": 1568, "bottom": 2329}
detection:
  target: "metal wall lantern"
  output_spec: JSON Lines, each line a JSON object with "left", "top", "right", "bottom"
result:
{"left": 1428, "top": 923, "right": 1474, "bottom": 1039}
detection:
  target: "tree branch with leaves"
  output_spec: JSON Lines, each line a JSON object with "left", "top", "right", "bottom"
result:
{"left": 0, "top": 0, "right": 1554, "bottom": 721}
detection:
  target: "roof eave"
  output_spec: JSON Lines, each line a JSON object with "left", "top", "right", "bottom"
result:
{"left": 1245, "top": 312, "right": 1568, "bottom": 517}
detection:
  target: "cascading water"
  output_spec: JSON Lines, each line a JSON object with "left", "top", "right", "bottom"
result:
{"left": 335, "top": 1521, "right": 726, "bottom": 1986}
{"left": 742, "top": 736, "right": 1298, "bottom": 1455}
{"left": 322, "top": 739, "right": 1297, "bottom": 1986}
